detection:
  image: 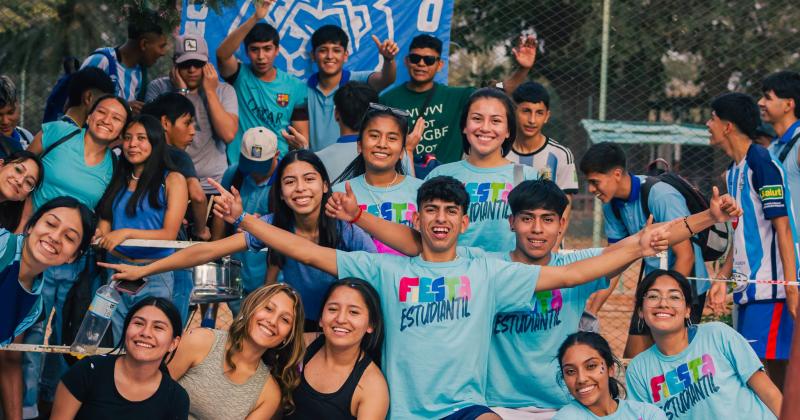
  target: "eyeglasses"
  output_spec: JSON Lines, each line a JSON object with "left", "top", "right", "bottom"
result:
{"left": 367, "top": 102, "right": 411, "bottom": 119}
{"left": 643, "top": 291, "right": 685, "bottom": 307}
{"left": 11, "top": 162, "right": 37, "bottom": 192}
{"left": 407, "top": 53, "right": 439, "bottom": 66}
{"left": 176, "top": 59, "right": 206, "bottom": 70}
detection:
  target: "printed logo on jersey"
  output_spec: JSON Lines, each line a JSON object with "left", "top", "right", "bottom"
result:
{"left": 276, "top": 93, "right": 290, "bottom": 107}
{"left": 494, "top": 289, "right": 562, "bottom": 334}
{"left": 538, "top": 167, "right": 553, "bottom": 181}
{"left": 759, "top": 185, "right": 785, "bottom": 211}
{"left": 464, "top": 182, "right": 513, "bottom": 223}
{"left": 362, "top": 202, "right": 417, "bottom": 226}
{"left": 648, "top": 354, "right": 720, "bottom": 419}
{"left": 399, "top": 276, "right": 472, "bottom": 331}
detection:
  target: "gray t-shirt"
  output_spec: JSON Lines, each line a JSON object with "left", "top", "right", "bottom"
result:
{"left": 146, "top": 77, "right": 238, "bottom": 193}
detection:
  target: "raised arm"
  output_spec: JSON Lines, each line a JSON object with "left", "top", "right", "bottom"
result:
{"left": 209, "top": 178, "right": 339, "bottom": 276}
{"left": 501, "top": 35, "right": 536, "bottom": 94}
{"left": 98, "top": 233, "right": 248, "bottom": 280}
{"left": 326, "top": 181, "right": 422, "bottom": 255}
{"left": 366, "top": 35, "right": 398, "bottom": 92}
{"left": 216, "top": 0, "right": 274, "bottom": 78}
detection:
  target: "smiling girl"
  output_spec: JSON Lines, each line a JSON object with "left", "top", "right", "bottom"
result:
{"left": 0, "top": 150, "right": 43, "bottom": 231}
{"left": 168, "top": 284, "right": 305, "bottom": 419}
{"left": 333, "top": 104, "right": 422, "bottom": 254}
{"left": 286, "top": 279, "right": 388, "bottom": 419}
{"left": 625, "top": 270, "right": 782, "bottom": 419}
{"left": 424, "top": 88, "right": 538, "bottom": 252}
{"left": 554, "top": 332, "right": 666, "bottom": 419}
{"left": 51, "top": 297, "right": 188, "bottom": 420}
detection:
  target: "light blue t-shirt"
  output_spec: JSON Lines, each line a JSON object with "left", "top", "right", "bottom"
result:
{"left": 221, "top": 165, "right": 272, "bottom": 293}
{"left": 603, "top": 174, "right": 709, "bottom": 295}
{"left": 33, "top": 121, "right": 114, "bottom": 210}
{"left": 306, "top": 70, "right": 372, "bottom": 151}
{"left": 245, "top": 215, "right": 376, "bottom": 320}
{"left": 553, "top": 399, "right": 667, "bottom": 420}
{"left": 229, "top": 65, "right": 307, "bottom": 164}
{"left": 626, "top": 322, "right": 774, "bottom": 420}
{"left": 316, "top": 134, "right": 359, "bottom": 182}
{"left": 467, "top": 248, "right": 609, "bottom": 408}
{"left": 333, "top": 174, "right": 423, "bottom": 255}
{"left": 426, "top": 161, "right": 538, "bottom": 252}
{"left": 768, "top": 121, "right": 800, "bottom": 232}
{"left": 336, "top": 250, "right": 540, "bottom": 419}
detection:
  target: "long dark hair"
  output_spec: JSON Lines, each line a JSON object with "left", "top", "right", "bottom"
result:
{"left": 268, "top": 150, "right": 340, "bottom": 268}
{"left": 334, "top": 110, "right": 408, "bottom": 184}
{"left": 25, "top": 196, "right": 96, "bottom": 259}
{"left": 319, "top": 278, "right": 384, "bottom": 366}
{"left": 115, "top": 297, "right": 183, "bottom": 368}
{"left": 557, "top": 331, "right": 625, "bottom": 400}
{"left": 97, "top": 115, "right": 174, "bottom": 220}
{"left": 0, "top": 150, "right": 44, "bottom": 230}
{"left": 460, "top": 87, "right": 517, "bottom": 157}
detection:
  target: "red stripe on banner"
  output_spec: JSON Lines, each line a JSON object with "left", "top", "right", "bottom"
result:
{"left": 766, "top": 302, "right": 784, "bottom": 360}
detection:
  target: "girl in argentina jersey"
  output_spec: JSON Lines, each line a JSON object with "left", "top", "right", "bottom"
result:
{"left": 554, "top": 332, "right": 666, "bottom": 420}
{"left": 626, "top": 270, "right": 782, "bottom": 419}
{"left": 333, "top": 104, "right": 422, "bottom": 255}
{"left": 425, "top": 88, "right": 537, "bottom": 252}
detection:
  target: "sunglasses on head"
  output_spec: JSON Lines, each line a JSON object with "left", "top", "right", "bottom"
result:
{"left": 407, "top": 53, "right": 439, "bottom": 66}
{"left": 177, "top": 59, "right": 206, "bottom": 69}
{"left": 367, "top": 102, "right": 411, "bottom": 119}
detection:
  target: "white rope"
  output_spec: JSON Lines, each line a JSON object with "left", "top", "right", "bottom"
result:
{"left": 686, "top": 275, "right": 800, "bottom": 287}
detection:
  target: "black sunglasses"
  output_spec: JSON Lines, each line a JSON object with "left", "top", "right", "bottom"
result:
{"left": 176, "top": 59, "right": 206, "bottom": 69}
{"left": 407, "top": 53, "right": 439, "bottom": 66}
{"left": 367, "top": 102, "right": 410, "bottom": 119}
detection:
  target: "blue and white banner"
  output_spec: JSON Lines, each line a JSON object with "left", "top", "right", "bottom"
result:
{"left": 181, "top": 0, "right": 455, "bottom": 85}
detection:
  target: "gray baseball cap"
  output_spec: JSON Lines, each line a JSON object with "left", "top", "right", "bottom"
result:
{"left": 174, "top": 34, "right": 209, "bottom": 64}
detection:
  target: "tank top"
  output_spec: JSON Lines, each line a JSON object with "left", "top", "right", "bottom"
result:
{"left": 177, "top": 329, "right": 271, "bottom": 420}
{"left": 286, "top": 336, "right": 372, "bottom": 420}
{"left": 111, "top": 181, "right": 173, "bottom": 259}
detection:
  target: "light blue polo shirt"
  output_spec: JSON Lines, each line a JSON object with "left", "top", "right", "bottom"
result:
{"left": 221, "top": 165, "right": 272, "bottom": 293}
{"left": 306, "top": 70, "right": 372, "bottom": 152}
{"left": 603, "top": 174, "right": 709, "bottom": 295}
{"left": 229, "top": 65, "right": 307, "bottom": 164}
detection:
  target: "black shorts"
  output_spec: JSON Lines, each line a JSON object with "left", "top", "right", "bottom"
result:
{"left": 628, "top": 292, "right": 706, "bottom": 335}
{"left": 441, "top": 405, "right": 496, "bottom": 420}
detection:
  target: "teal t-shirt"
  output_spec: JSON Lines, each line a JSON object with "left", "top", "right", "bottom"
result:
{"left": 229, "top": 65, "right": 307, "bottom": 164}
{"left": 426, "top": 161, "right": 538, "bottom": 252}
{"left": 626, "top": 322, "right": 774, "bottom": 420}
{"left": 474, "top": 248, "right": 609, "bottom": 408}
{"left": 333, "top": 174, "right": 423, "bottom": 255}
{"left": 335, "top": 251, "right": 541, "bottom": 419}
{"left": 33, "top": 121, "right": 114, "bottom": 210}
{"left": 220, "top": 165, "right": 271, "bottom": 293}
{"left": 553, "top": 399, "right": 667, "bottom": 420}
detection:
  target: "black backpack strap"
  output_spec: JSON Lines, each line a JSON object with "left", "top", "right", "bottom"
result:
{"left": 41, "top": 129, "right": 81, "bottom": 159}
{"left": 639, "top": 176, "right": 658, "bottom": 220}
{"left": 778, "top": 131, "right": 800, "bottom": 163}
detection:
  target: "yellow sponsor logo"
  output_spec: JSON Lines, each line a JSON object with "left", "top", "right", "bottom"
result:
{"left": 760, "top": 185, "right": 784, "bottom": 200}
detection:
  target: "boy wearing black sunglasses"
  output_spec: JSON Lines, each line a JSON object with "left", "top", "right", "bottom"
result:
{"left": 380, "top": 34, "right": 537, "bottom": 166}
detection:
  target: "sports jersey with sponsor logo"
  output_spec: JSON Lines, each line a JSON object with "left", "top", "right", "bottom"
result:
{"left": 726, "top": 144, "right": 800, "bottom": 304}
{"left": 507, "top": 138, "right": 579, "bottom": 194}
{"left": 426, "top": 161, "right": 538, "bottom": 252}
{"left": 333, "top": 174, "right": 422, "bottom": 255}
{"left": 626, "top": 322, "right": 774, "bottom": 420}
{"left": 336, "top": 250, "right": 540, "bottom": 419}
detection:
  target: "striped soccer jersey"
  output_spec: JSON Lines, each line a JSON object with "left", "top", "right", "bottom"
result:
{"left": 81, "top": 48, "right": 143, "bottom": 102}
{"left": 507, "top": 138, "right": 579, "bottom": 194}
{"left": 727, "top": 144, "right": 800, "bottom": 304}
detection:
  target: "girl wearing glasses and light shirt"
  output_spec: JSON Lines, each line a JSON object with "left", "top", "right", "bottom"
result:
{"left": 625, "top": 269, "right": 782, "bottom": 419}
{"left": 0, "top": 150, "right": 43, "bottom": 231}
{"left": 332, "top": 104, "right": 423, "bottom": 255}
{"left": 554, "top": 331, "right": 666, "bottom": 419}
{"left": 424, "top": 88, "right": 539, "bottom": 252}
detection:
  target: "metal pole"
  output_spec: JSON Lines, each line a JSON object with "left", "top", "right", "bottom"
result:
{"left": 592, "top": 0, "right": 612, "bottom": 247}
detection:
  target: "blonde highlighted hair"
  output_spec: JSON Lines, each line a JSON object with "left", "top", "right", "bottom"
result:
{"left": 226, "top": 284, "right": 305, "bottom": 412}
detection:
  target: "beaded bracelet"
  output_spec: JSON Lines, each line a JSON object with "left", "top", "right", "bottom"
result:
{"left": 683, "top": 216, "right": 695, "bottom": 235}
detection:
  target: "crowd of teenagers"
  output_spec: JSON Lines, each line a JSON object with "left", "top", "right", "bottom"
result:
{"left": 1, "top": 1, "right": 800, "bottom": 419}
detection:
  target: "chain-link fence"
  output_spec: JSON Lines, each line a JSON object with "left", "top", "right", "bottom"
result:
{"left": 4, "top": 0, "right": 799, "bottom": 353}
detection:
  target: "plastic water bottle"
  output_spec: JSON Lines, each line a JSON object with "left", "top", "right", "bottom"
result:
{"left": 70, "top": 282, "right": 121, "bottom": 354}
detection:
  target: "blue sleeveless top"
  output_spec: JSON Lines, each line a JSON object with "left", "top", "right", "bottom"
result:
{"left": 112, "top": 182, "right": 174, "bottom": 259}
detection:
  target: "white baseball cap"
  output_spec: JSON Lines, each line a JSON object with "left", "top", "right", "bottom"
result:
{"left": 239, "top": 127, "right": 278, "bottom": 174}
